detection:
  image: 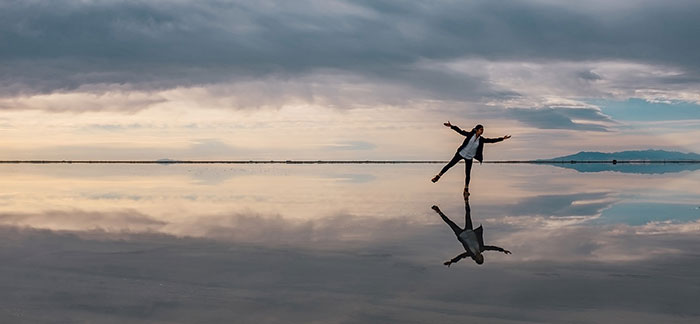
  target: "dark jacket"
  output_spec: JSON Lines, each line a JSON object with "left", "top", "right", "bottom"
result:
{"left": 451, "top": 125, "right": 504, "bottom": 163}
{"left": 450, "top": 225, "right": 508, "bottom": 263}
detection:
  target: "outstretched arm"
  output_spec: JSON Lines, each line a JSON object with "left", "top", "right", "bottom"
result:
{"left": 482, "top": 135, "right": 511, "bottom": 143}
{"left": 443, "top": 121, "right": 470, "bottom": 136}
{"left": 444, "top": 252, "right": 470, "bottom": 267}
{"left": 483, "top": 245, "right": 511, "bottom": 254}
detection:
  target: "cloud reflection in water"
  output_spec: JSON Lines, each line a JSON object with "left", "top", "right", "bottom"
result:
{"left": 1, "top": 164, "right": 699, "bottom": 322}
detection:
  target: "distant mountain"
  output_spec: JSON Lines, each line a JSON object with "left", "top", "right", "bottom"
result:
{"left": 156, "top": 158, "right": 179, "bottom": 165}
{"left": 541, "top": 150, "right": 700, "bottom": 174}
{"left": 545, "top": 149, "right": 700, "bottom": 161}
{"left": 548, "top": 163, "right": 700, "bottom": 174}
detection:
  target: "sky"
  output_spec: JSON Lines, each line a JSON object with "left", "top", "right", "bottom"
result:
{"left": 2, "top": 0, "right": 700, "bottom": 160}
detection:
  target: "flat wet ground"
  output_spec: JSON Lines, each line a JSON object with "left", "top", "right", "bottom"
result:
{"left": 1, "top": 164, "right": 699, "bottom": 323}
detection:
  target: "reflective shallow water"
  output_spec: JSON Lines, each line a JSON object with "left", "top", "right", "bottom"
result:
{"left": 1, "top": 164, "right": 699, "bottom": 323}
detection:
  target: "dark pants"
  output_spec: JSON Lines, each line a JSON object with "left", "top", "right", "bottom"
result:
{"left": 439, "top": 199, "right": 473, "bottom": 235}
{"left": 438, "top": 153, "right": 473, "bottom": 188}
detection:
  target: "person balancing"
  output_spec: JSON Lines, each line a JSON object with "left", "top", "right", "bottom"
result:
{"left": 431, "top": 121, "right": 511, "bottom": 197}
{"left": 432, "top": 200, "right": 511, "bottom": 266}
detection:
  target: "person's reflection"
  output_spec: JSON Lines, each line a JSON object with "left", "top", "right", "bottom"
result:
{"left": 432, "top": 198, "right": 511, "bottom": 266}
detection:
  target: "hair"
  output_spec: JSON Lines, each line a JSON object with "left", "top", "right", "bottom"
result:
{"left": 474, "top": 254, "right": 484, "bottom": 265}
{"left": 472, "top": 124, "right": 484, "bottom": 132}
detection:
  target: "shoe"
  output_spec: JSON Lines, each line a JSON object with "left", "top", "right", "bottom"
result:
{"left": 431, "top": 175, "right": 441, "bottom": 183}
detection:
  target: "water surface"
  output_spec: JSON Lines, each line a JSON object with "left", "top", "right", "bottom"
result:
{"left": 1, "top": 164, "right": 699, "bottom": 323}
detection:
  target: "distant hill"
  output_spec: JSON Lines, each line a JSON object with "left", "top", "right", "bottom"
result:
{"left": 156, "top": 158, "right": 179, "bottom": 165}
{"left": 545, "top": 149, "right": 700, "bottom": 161}
{"left": 541, "top": 150, "right": 700, "bottom": 174}
{"left": 547, "top": 163, "right": 700, "bottom": 174}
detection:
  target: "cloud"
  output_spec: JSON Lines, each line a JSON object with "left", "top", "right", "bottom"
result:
{"left": 0, "top": 207, "right": 426, "bottom": 250}
{"left": 2, "top": 138, "right": 243, "bottom": 160}
{"left": 84, "top": 123, "right": 147, "bottom": 131}
{"left": 0, "top": 193, "right": 666, "bottom": 265}
{"left": 3, "top": 0, "right": 700, "bottom": 114}
{"left": 2, "top": 220, "right": 700, "bottom": 323}
{"left": 3, "top": 0, "right": 489, "bottom": 95}
{"left": 505, "top": 192, "right": 615, "bottom": 218}
{"left": 507, "top": 107, "right": 614, "bottom": 131}
{"left": 320, "top": 141, "right": 377, "bottom": 151}
{"left": 577, "top": 70, "right": 603, "bottom": 81}
{"left": 0, "top": 209, "right": 166, "bottom": 232}
{"left": 0, "top": 87, "right": 165, "bottom": 113}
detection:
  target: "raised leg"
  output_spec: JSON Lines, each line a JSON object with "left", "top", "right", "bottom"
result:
{"left": 432, "top": 205, "right": 463, "bottom": 235}
{"left": 433, "top": 153, "right": 463, "bottom": 182}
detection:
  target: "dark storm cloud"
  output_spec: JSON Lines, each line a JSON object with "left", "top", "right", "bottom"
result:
{"left": 577, "top": 70, "right": 603, "bottom": 81}
{"left": 507, "top": 107, "right": 615, "bottom": 131}
{"left": 3, "top": 0, "right": 700, "bottom": 102}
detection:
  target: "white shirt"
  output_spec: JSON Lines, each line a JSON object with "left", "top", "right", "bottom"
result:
{"left": 458, "top": 229, "right": 480, "bottom": 255}
{"left": 458, "top": 135, "right": 480, "bottom": 159}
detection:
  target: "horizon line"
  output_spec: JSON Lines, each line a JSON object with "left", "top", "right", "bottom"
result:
{"left": 2, "top": 160, "right": 700, "bottom": 164}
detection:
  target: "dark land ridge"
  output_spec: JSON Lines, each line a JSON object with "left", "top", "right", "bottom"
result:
{"left": 543, "top": 149, "right": 700, "bottom": 161}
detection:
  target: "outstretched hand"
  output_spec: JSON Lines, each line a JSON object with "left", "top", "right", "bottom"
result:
{"left": 431, "top": 205, "right": 441, "bottom": 213}
{"left": 503, "top": 135, "right": 512, "bottom": 140}
{"left": 503, "top": 250, "right": 512, "bottom": 255}
{"left": 443, "top": 260, "right": 452, "bottom": 267}
{"left": 443, "top": 121, "right": 452, "bottom": 127}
